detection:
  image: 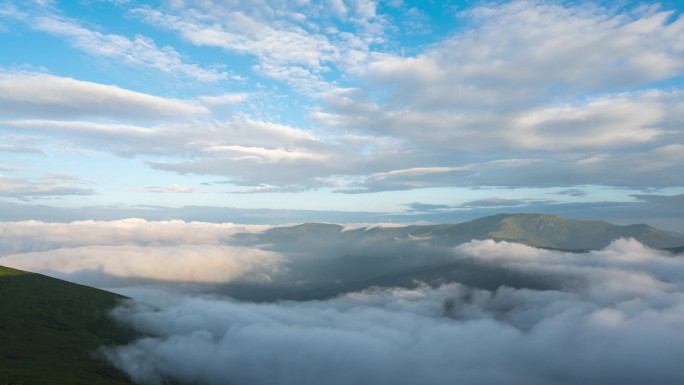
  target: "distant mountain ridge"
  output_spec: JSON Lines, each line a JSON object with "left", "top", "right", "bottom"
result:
{"left": 240, "top": 213, "right": 684, "bottom": 250}
{"left": 220, "top": 214, "right": 684, "bottom": 301}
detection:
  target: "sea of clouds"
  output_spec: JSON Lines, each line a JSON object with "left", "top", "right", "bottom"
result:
{"left": 0, "top": 219, "right": 278, "bottom": 285}
{"left": 1, "top": 219, "right": 683, "bottom": 384}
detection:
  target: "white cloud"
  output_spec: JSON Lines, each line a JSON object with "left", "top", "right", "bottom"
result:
{"left": 3, "top": 1, "right": 683, "bottom": 195}
{"left": 0, "top": 219, "right": 276, "bottom": 284}
{"left": 371, "top": 166, "right": 470, "bottom": 178}
{"left": 327, "top": 0, "right": 348, "bottom": 17}
{"left": 0, "top": 174, "right": 93, "bottom": 199}
{"left": 3, "top": 119, "right": 201, "bottom": 157}
{"left": 509, "top": 93, "right": 665, "bottom": 150}
{"left": 341, "top": 159, "right": 541, "bottom": 193}
{"left": 0, "top": 72, "right": 208, "bottom": 120}
{"left": 0, "top": 143, "right": 44, "bottom": 154}
{"left": 454, "top": 238, "right": 684, "bottom": 298}
{"left": 320, "top": 86, "right": 679, "bottom": 153}
{"left": 204, "top": 145, "right": 329, "bottom": 162}
{"left": 446, "top": 2, "right": 684, "bottom": 88}
{"left": 137, "top": 184, "right": 196, "bottom": 194}
{"left": 313, "top": 0, "right": 684, "bottom": 176}
{"left": 131, "top": 6, "right": 334, "bottom": 91}
{"left": 198, "top": 93, "right": 251, "bottom": 106}
{"left": 32, "top": 15, "right": 228, "bottom": 82}
{"left": 3, "top": 102, "right": 409, "bottom": 189}
{"left": 2, "top": 115, "right": 326, "bottom": 159}
{"left": 0, "top": 218, "right": 269, "bottom": 254}
{"left": 130, "top": 0, "right": 386, "bottom": 92}
{"left": 0, "top": 244, "right": 279, "bottom": 283}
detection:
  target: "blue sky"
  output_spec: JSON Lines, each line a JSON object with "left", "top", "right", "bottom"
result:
{"left": 0, "top": 0, "right": 683, "bottom": 228}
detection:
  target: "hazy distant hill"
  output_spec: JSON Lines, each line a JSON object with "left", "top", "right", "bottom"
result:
{"left": 0, "top": 265, "right": 135, "bottom": 385}
{"left": 222, "top": 214, "right": 684, "bottom": 301}
{"left": 239, "top": 213, "right": 684, "bottom": 251}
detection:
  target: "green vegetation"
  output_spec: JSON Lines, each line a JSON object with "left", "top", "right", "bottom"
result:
{"left": 486, "top": 214, "right": 614, "bottom": 248}
{"left": 483, "top": 214, "right": 683, "bottom": 249}
{"left": 0, "top": 265, "right": 136, "bottom": 385}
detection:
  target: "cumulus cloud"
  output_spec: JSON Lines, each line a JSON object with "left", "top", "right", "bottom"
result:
{"left": 307, "top": 1, "right": 684, "bottom": 192}
{"left": 104, "top": 239, "right": 684, "bottom": 385}
{"left": 2, "top": 1, "right": 683, "bottom": 195}
{"left": 361, "top": 2, "right": 684, "bottom": 104}
{"left": 130, "top": 0, "right": 387, "bottom": 92}
{"left": 32, "top": 14, "right": 227, "bottom": 82}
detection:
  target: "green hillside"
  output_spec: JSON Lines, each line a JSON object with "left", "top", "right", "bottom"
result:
{"left": 0, "top": 265, "right": 136, "bottom": 385}
{"left": 392, "top": 213, "right": 684, "bottom": 249}
{"left": 484, "top": 214, "right": 684, "bottom": 249}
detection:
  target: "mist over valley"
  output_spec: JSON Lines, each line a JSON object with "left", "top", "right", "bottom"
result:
{"left": 2, "top": 214, "right": 684, "bottom": 384}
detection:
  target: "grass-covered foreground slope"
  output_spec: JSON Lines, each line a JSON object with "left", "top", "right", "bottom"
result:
{"left": 0, "top": 265, "right": 135, "bottom": 385}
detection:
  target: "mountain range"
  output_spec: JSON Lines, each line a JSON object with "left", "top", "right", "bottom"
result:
{"left": 219, "top": 213, "right": 684, "bottom": 301}
{"left": 236, "top": 213, "right": 684, "bottom": 251}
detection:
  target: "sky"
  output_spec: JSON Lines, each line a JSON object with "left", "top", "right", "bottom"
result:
{"left": 1, "top": 0, "right": 683, "bottom": 229}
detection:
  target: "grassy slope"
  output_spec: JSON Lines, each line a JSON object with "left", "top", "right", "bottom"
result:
{"left": 0, "top": 265, "right": 136, "bottom": 385}
{"left": 487, "top": 214, "right": 613, "bottom": 248}
{"left": 487, "top": 214, "right": 684, "bottom": 249}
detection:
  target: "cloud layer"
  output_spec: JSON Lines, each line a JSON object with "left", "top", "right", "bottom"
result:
{"left": 0, "top": 72, "right": 208, "bottom": 120}
{"left": 0, "top": 219, "right": 276, "bottom": 284}
{"left": 2, "top": 1, "right": 682, "bottom": 198}
{"left": 0, "top": 217, "right": 682, "bottom": 384}
{"left": 105, "top": 239, "right": 684, "bottom": 385}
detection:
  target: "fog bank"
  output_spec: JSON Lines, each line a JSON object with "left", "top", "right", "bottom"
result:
{"left": 105, "top": 239, "right": 684, "bottom": 385}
